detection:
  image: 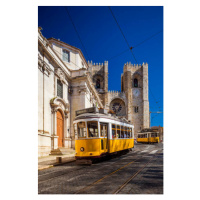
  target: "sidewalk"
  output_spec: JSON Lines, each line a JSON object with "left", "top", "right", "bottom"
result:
{"left": 38, "top": 152, "right": 76, "bottom": 170}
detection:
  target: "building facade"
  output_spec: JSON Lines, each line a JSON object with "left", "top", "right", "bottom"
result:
{"left": 38, "top": 29, "right": 103, "bottom": 157}
{"left": 38, "top": 28, "right": 150, "bottom": 157}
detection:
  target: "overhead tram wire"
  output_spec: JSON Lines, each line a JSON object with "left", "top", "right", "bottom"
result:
{"left": 64, "top": 7, "right": 91, "bottom": 61}
{"left": 108, "top": 6, "right": 138, "bottom": 64}
{"left": 107, "top": 29, "right": 163, "bottom": 61}
{"left": 134, "top": 30, "right": 163, "bottom": 48}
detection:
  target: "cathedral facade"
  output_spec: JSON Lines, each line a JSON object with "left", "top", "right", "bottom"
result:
{"left": 88, "top": 61, "right": 150, "bottom": 137}
{"left": 38, "top": 28, "right": 150, "bottom": 157}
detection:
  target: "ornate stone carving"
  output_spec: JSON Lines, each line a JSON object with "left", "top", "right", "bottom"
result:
{"left": 55, "top": 68, "right": 65, "bottom": 83}
{"left": 50, "top": 97, "right": 69, "bottom": 114}
{"left": 77, "top": 86, "right": 87, "bottom": 94}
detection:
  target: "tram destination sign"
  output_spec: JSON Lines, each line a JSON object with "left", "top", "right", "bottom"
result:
{"left": 76, "top": 107, "right": 99, "bottom": 116}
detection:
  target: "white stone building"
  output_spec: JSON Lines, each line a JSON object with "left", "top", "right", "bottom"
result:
{"left": 38, "top": 28, "right": 103, "bottom": 157}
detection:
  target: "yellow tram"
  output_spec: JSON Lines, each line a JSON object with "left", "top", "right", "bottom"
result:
{"left": 73, "top": 107, "right": 134, "bottom": 164}
{"left": 137, "top": 132, "right": 159, "bottom": 144}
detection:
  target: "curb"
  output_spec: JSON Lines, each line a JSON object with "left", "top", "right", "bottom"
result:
{"left": 38, "top": 157, "right": 76, "bottom": 171}
{"left": 53, "top": 158, "right": 76, "bottom": 166}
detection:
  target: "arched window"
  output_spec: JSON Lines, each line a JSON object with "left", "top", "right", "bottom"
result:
{"left": 134, "top": 78, "right": 138, "bottom": 87}
{"left": 96, "top": 79, "right": 100, "bottom": 89}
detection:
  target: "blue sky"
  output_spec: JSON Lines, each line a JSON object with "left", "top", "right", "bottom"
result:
{"left": 38, "top": 6, "right": 163, "bottom": 127}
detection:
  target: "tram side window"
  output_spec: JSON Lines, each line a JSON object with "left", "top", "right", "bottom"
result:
{"left": 124, "top": 127, "right": 127, "bottom": 138}
{"left": 77, "top": 122, "right": 86, "bottom": 138}
{"left": 127, "top": 128, "right": 130, "bottom": 138}
{"left": 87, "top": 121, "right": 98, "bottom": 137}
{"left": 100, "top": 123, "right": 108, "bottom": 137}
{"left": 117, "top": 125, "right": 120, "bottom": 138}
{"left": 121, "top": 126, "right": 124, "bottom": 138}
{"left": 130, "top": 128, "right": 132, "bottom": 138}
{"left": 112, "top": 124, "right": 117, "bottom": 138}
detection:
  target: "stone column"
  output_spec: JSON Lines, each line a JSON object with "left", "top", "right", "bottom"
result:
{"left": 51, "top": 107, "right": 58, "bottom": 150}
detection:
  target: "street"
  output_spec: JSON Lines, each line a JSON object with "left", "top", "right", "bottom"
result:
{"left": 38, "top": 143, "right": 163, "bottom": 194}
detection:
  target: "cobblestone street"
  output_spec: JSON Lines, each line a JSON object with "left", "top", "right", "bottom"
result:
{"left": 38, "top": 143, "right": 163, "bottom": 194}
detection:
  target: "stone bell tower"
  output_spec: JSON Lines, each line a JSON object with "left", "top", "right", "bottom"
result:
{"left": 121, "top": 62, "right": 150, "bottom": 136}
{"left": 88, "top": 61, "right": 108, "bottom": 107}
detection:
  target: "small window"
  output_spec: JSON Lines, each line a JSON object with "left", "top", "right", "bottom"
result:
{"left": 62, "top": 49, "right": 70, "bottom": 62}
{"left": 134, "top": 78, "right": 138, "bottom": 87}
{"left": 57, "top": 79, "right": 63, "bottom": 98}
{"left": 77, "top": 122, "right": 86, "bottom": 138}
{"left": 87, "top": 121, "right": 98, "bottom": 138}
{"left": 96, "top": 79, "right": 100, "bottom": 89}
{"left": 134, "top": 106, "right": 139, "bottom": 113}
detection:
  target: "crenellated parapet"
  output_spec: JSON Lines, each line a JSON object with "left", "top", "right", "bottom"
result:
{"left": 88, "top": 60, "right": 104, "bottom": 67}
{"left": 108, "top": 90, "right": 126, "bottom": 100}
{"left": 123, "top": 62, "right": 148, "bottom": 73}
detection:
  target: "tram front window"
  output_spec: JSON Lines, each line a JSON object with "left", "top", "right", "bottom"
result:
{"left": 77, "top": 122, "right": 86, "bottom": 138}
{"left": 87, "top": 121, "right": 98, "bottom": 138}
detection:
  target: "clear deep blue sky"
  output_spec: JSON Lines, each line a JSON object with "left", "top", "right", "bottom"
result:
{"left": 38, "top": 6, "right": 163, "bottom": 127}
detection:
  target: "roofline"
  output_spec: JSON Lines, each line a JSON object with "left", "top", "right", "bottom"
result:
{"left": 47, "top": 37, "right": 89, "bottom": 69}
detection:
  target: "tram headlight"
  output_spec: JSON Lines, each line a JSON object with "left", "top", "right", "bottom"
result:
{"left": 80, "top": 147, "right": 84, "bottom": 152}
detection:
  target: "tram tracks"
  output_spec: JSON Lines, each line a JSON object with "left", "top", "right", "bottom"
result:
{"left": 38, "top": 165, "right": 86, "bottom": 184}
{"left": 75, "top": 150, "right": 162, "bottom": 194}
{"left": 38, "top": 146, "right": 161, "bottom": 191}
{"left": 113, "top": 156, "right": 158, "bottom": 194}
{"left": 38, "top": 151, "right": 135, "bottom": 184}
{"left": 38, "top": 148, "right": 146, "bottom": 184}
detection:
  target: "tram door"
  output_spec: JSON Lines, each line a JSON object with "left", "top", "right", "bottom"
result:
{"left": 100, "top": 123, "right": 108, "bottom": 153}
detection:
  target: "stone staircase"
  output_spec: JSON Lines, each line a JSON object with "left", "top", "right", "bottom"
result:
{"left": 50, "top": 147, "right": 75, "bottom": 155}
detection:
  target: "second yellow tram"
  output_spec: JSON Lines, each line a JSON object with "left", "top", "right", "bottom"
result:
{"left": 137, "top": 132, "right": 159, "bottom": 144}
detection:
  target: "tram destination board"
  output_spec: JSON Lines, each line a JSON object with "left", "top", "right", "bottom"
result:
{"left": 75, "top": 107, "right": 99, "bottom": 116}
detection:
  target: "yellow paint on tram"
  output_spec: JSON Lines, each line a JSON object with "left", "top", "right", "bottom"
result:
{"left": 109, "top": 139, "right": 134, "bottom": 153}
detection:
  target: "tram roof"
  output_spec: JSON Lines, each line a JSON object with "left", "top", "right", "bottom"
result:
{"left": 74, "top": 112, "right": 132, "bottom": 125}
